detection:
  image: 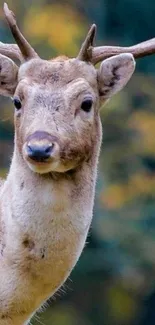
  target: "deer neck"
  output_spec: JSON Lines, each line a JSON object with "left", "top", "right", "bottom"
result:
{"left": 1, "top": 140, "right": 101, "bottom": 289}
{"left": 2, "top": 139, "right": 101, "bottom": 235}
{"left": 0, "top": 131, "right": 102, "bottom": 322}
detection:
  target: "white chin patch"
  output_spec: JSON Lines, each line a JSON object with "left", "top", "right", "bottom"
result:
{"left": 27, "top": 161, "right": 60, "bottom": 174}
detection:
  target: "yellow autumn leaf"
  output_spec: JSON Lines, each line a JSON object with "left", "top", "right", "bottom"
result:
{"left": 101, "top": 184, "right": 129, "bottom": 209}
{"left": 23, "top": 4, "right": 87, "bottom": 56}
{"left": 107, "top": 285, "right": 137, "bottom": 323}
{"left": 101, "top": 171, "right": 155, "bottom": 210}
{"left": 128, "top": 111, "right": 155, "bottom": 155}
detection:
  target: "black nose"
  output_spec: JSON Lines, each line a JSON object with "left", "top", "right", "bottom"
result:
{"left": 27, "top": 143, "right": 54, "bottom": 162}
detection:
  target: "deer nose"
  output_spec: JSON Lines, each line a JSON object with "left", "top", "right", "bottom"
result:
{"left": 27, "top": 143, "right": 54, "bottom": 162}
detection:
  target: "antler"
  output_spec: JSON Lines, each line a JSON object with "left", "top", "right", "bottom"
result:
{"left": 91, "top": 38, "right": 155, "bottom": 64}
{"left": 78, "top": 25, "right": 155, "bottom": 65}
{"left": 1, "top": 5, "right": 155, "bottom": 65}
{"left": 0, "top": 42, "right": 22, "bottom": 62}
{"left": 77, "top": 24, "right": 96, "bottom": 61}
{"left": 0, "top": 3, "right": 39, "bottom": 63}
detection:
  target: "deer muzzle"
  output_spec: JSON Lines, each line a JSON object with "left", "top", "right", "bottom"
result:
{"left": 23, "top": 131, "right": 60, "bottom": 174}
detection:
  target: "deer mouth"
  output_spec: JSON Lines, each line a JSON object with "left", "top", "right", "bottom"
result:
{"left": 22, "top": 132, "right": 61, "bottom": 174}
{"left": 23, "top": 147, "right": 60, "bottom": 174}
{"left": 23, "top": 148, "right": 61, "bottom": 174}
{"left": 26, "top": 159, "right": 60, "bottom": 174}
{"left": 22, "top": 141, "right": 76, "bottom": 174}
{"left": 22, "top": 131, "right": 84, "bottom": 174}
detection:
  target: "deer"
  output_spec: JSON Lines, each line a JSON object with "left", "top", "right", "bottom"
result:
{"left": 0, "top": 3, "right": 155, "bottom": 325}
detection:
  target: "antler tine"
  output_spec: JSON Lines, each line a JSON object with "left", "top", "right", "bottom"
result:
{"left": 91, "top": 38, "right": 155, "bottom": 65}
{"left": 0, "top": 42, "right": 22, "bottom": 62}
{"left": 77, "top": 24, "right": 97, "bottom": 62}
{"left": 3, "top": 3, "right": 39, "bottom": 61}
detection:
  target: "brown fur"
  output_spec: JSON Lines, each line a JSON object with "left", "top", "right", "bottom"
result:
{"left": 0, "top": 39, "right": 135, "bottom": 324}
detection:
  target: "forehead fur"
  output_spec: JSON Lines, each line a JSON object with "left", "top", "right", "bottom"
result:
{"left": 18, "top": 58, "right": 97, "bottom": 89}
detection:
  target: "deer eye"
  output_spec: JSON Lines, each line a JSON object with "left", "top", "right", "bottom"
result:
{"left": 81, "top": 99, "right": 93, "bottom": 112}
{"left": 13, "top": 97, "right": 22, "bottom": 110}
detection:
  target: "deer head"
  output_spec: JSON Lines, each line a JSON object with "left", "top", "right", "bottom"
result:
{"left": 0, "top": 3, "right": 154, "bottom": 175}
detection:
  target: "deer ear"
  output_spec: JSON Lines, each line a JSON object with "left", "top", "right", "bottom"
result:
{"left": 97, "top": 53, "right": 135, "bottom": 101}
{"left": 0, "top": 54, "right": 18, "bottom": 97}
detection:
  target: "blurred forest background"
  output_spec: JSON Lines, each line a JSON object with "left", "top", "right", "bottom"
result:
{"left": 1, "top": 0, "right": 155, "bottom": 324}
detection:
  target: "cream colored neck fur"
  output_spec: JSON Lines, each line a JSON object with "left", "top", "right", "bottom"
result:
{"left": 0, "top": 134, "right": 101, "bottom": 325}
